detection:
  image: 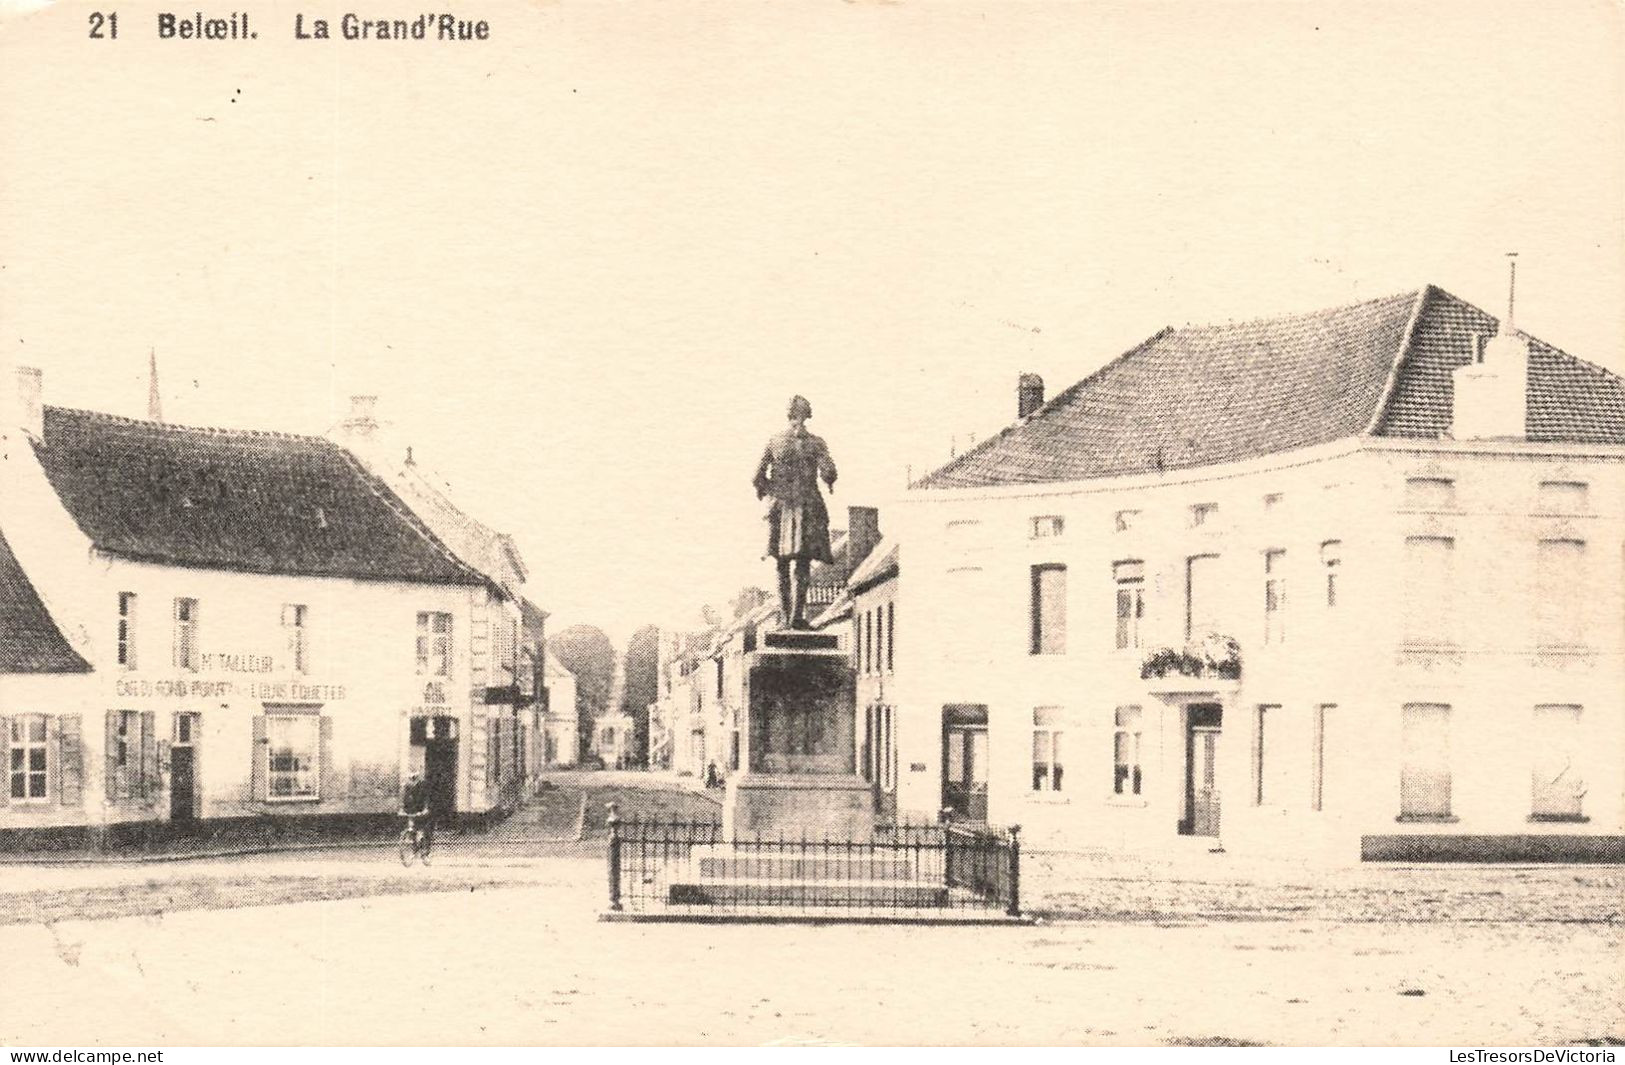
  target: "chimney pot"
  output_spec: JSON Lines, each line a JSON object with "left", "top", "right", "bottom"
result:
{"left": 1017, "top": 373, "right": 1045, "bottom": 419}
{"left": 14, "top": 366, "right": 43, "bottom": 439}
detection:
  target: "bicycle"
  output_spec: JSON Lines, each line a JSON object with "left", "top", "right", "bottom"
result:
{"left": 398, "top": 809, "right": 433, "bottom": 866}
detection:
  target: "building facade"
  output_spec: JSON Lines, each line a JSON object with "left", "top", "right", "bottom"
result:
{"left": 1, "top": 372, "right": 540, "bottom": 836}
{"left": 891, "top": 286, "right": 1625, "bottom": 861}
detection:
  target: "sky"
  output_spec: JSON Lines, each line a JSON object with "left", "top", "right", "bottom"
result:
{"left": 1, "top": 0, "right": 1621, "bottom": 646}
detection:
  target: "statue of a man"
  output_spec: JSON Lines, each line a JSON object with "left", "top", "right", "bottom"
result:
{"left": 753, "top": 395, "right": 837, "bottom": 630}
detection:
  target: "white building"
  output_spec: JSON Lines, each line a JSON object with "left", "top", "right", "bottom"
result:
{"left": 1, "top": 370, "right": 538, "bottom": 838}
{"left": 892, "top": 286, "right": 1625, "bottom": 862}
{"left": 541, "top": 649, "right": 580, "bottom": 768}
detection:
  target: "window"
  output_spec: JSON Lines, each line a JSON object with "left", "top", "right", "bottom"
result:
{"left": 1030, "top": 564, "right": 1067, "bottom": 655}
{"left": 7, "top": 714, "right": 48, "bottom": 801}
{"left": 117, "top": 593, "right": 137, "bottom": 670}
{"left": 886, "top": 602, "right": 895, "bottom": 673}
{"left": 1263, "top": 492, "right": 1284, "bottom": 510}
{"left": 1185, "top": 554, "right": 1221, "bottom": 643}
{"left": 1405, "top": 476, "right": 1456, "bottom": 510}
{"left": 1254, "top": 705, "right": 1285, "bottom": 805}
{"left": 1538, "top": 480, "right": 1588, "bottom": 514}
{"left": 1531, "top": 705, "right": 1584, "bottom": 820}
{"left": 266, "top": 715, "right": 320, "bottom": 800}
{"left": 1190, "top": 503, "right": 1219, "bottom": 528}
{"left": 1402, "top": 537, "right": 1455, "bottom": 643}
{"left": 1311, "top": 705, "right": 1332, "bottom": 811}
{"left": 1113, "top": 560, "right": 1145, "bottom": 651}
{"left": 282, "top": 604, "right": 309, "bottom": 674}
{"left": 1031, "top": 707, "right": 1064, "bottom": 793}
{"left": 173, "top": 597, "right": 199, "bottom": 672}
{"left": 1320, "top": 541, "right": 1342, "bottom": 608}
{"left": 1113, "top": 706, "right": 1143, "bottom": 796}
{"left": 874, "top": 608, "right": 885, "bottom": 676}
{"left": 1535, "top": 539, "right": 1585, "bottom": 647}
{"left": 1399, "top": 703, "right": 1452, "bottom": 819}
{"left": 1030, "top": 515, "right": 1065, "bottom": 539}
{"left": 114, "top": 710, "right": 135, "bottom": 769}
{"left": 1114, "top": 510, "right": 1140, "bottom": 533}
{"left": 1263, "top": 550, "right": 1286, "bottom": 645}
{"left": 416, "top": 612, "right": 452, "bottom": 676}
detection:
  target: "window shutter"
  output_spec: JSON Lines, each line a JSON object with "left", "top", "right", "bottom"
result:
{"left": 57, "top": 714, "right": 83, "bottom": 806}
{"left": 250, "top": 714, "right": 268, "bottom": 802}
{"left": 139, "top": 710, "right": 158, "bottom": 801}
{"left": 318, "top": 715, "right": 338, "bottom": 805}
{"left": 0, "top": 715, "right": 10, "bottom": 806}
{"left": 104, "top": 710, "right": 122, "bottom": 802}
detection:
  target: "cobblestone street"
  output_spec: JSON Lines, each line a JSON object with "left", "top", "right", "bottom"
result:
{"left": 1, "top": 825, "right": 1619, "bottom": 1046}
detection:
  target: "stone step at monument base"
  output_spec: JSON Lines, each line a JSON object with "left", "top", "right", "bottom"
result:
{"left": 668, "top": 878, "right": 952, "bottom": 908}
{"left": 693, "top": 851, "right": 921, "bottom": 882}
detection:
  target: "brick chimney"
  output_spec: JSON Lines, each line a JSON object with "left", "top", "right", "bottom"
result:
{"left": 14, "top": 366, "right": 43, "bottom": 439}
{"left": 342, "top": 394, "right": 379, "bottom": 438}
{"left": 1017, "top": 373, "right": 1045, "bottom": 419}
{"left": 845, "top": 505, "right": 882, "bottom": 575}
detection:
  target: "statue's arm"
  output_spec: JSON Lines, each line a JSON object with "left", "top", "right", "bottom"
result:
{"left": 752, "top": 446, "right": 773, "bottom": 499}
{"left": 820, "top": 441, "right": 838, "bottom": 489}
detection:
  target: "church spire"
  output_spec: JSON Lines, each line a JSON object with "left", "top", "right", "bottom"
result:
{"left": 147, "top": 348, "right": 164, "bottom": 423}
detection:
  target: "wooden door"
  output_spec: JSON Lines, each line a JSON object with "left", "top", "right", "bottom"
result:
{"left": 1188, "top": 727, "right": 1221, "bottom": 837}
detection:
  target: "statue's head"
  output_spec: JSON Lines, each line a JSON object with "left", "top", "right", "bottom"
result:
{"left": 787, "top": 395, "right": 813, "bottom": 422}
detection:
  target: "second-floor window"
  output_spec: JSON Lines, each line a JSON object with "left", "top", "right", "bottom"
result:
{"left": 282, "top": 604, "right": 309, "bottom": 674}
{"left": 117, "top": 592, "right": 137, "bottom": 670}
{"left": 1537, "top": 480, "right": 1588, "bottom": 514}
{"left": 1405, "top": 476, "right": 1457, "bottom": 510}
{"left": 173, "top": 598, "right": 199, "bottom": 672}
{"left": 1030, "top": 515, "right": 1065, "bottom": 539}
{"left": 1535, "top": 539, "right": 1585, "bottom": 647}
{"left": 1263, "top": 550, "right": 1286, "bottom": 644}
{"left": 416, "top": 612, "right": 452, "bottom": 676}
{"left": 1402, "top": 537, "right": 1455, "bottom": 644}
{"left": 1185, "top": 554, "right": 1221, "bottom": 643}
{"left": 1113, "top": 561, "right": 1144, "bottom": 651}
{"left": 1030, "top": 564, "right": 1067, "bottom": 655}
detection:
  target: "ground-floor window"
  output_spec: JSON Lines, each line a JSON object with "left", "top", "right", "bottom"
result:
{"left": 1311, "top": 705, "right": 1332, "bottom": 811}
{"left": 8, "top": 714, "right": 48, "bottom": 801}
{"left": 105, "top": 709, "right": 156, "bottom": 802}
{"left": 267, "top": 715, "right": 320, "bottom": 800}
{"left": 1399, "top": 703, "right": 1451, "bottom": 819}
{"left": 1531, "top": 704, "right": 1584, "bottom": 821}
{"left": 1113, "top": 706, "right": 1142, "bottom": 796}
{"left": 1031, "top": 707, "right": 1063, "bottom": 792}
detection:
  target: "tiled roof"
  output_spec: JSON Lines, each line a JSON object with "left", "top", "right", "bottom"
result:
{"left": 34, "top": 406, "right": 486, "bottom": 585}
{"left": 0, "top": 525, "right": 91, "bottom": 674}
{"left": 918, "top": 287, "right": 1625, "bottom": 489}
{"left": 848, "top": 537, "right": 899, "bottom": 594}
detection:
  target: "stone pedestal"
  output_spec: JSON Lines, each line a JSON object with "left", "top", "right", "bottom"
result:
{"left": 720, "top": 631, "right": 874, "bottom": 842}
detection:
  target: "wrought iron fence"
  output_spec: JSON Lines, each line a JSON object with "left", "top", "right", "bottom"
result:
{"left": 606, "top": 806, "right": 1021, "bottom": 918}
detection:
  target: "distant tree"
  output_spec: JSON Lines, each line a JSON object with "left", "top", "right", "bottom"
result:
{"left": 729, "top": 585, "right": 771, "bottom": 620}
{"left": 619, "top": 624, "right": 660, "bottom": 769}
{"left": 547, "top": 624, "right": 615, "bottom": 761}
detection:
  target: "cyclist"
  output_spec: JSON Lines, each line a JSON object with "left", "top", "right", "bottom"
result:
{"left": 400, "top": 770, "right": 434, "bottom": 853}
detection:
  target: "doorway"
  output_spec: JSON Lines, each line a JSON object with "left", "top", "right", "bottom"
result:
{"left": 411, "top": 716, "right": 460, "bottom": 818}
{"left": 1181, "top": 703, "right": 1223, "bottom": 836}
{"left": 170, "top": 711, "right": 200, "bottom": 822}
{"left": 862, "top": 704, "right": 897, "bottom": 816}
{"left": 941, "top": 704, "right": 989, "bottom": 821}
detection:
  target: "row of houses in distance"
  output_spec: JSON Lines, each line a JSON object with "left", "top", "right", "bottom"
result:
{"left": 1, "top": 379, "right": 580, "bottom": 840}
{"left": 656, "top": 283, "right": 1624, "bottom": 863}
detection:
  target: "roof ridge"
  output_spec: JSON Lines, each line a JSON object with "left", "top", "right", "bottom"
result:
{"left": 334, "top": 448, "right": 494, "bottom": 593}
{"left": 1169, "top": 287, "right": 1421, "bottom": 334}
{"left": 44, "top": 404, "right": 333, "bottom": 447}
{"left": 917, "top": 326, "right": 1175, "bottom": 487}
{"left": 1422, "top": 286, "right": 1625, "bottom": 380}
